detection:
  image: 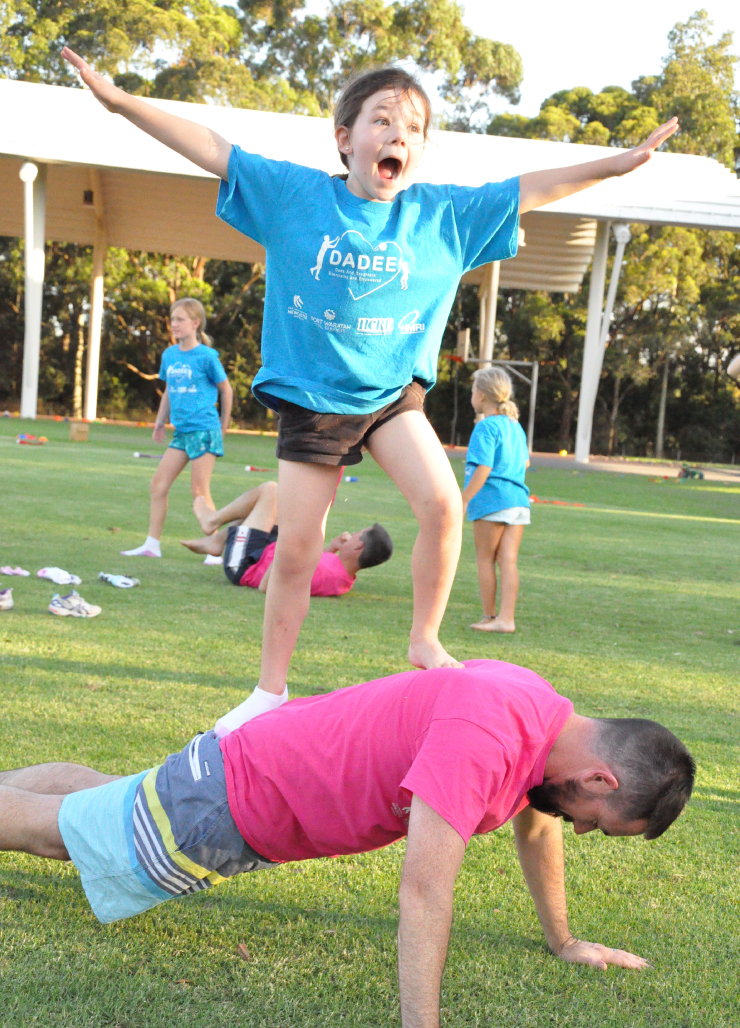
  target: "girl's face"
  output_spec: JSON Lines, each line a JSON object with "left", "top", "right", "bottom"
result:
{"left": 170, "top": 307, "right": 199, "bottom": 342}
{"left": 335, "top": 88, "right": 427, "bottom": 203}
{"left": 471, "top": 386, "right": 486, "bottom": 413}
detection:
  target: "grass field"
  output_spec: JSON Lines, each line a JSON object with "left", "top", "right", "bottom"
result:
{"left": 1, "top": 417, "right": 739, "bottom": 1028}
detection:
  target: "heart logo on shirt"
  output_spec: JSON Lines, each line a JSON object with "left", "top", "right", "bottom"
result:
{"left": 310, "top": 230, "right": 408, "bottom": 301}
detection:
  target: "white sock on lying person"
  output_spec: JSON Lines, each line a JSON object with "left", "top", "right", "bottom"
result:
{"left": 213, "top": 685, "right": 289, "bottom": 738}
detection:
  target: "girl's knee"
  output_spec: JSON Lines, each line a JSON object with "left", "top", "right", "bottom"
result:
{"left": 274, "top": 536, "right": 323, "bottom": 578}
{"left": 417, "top": 490, "right": 462, "bottom": 532}
{"left": 150, "top": 478, "right": 168, "bottom": 501}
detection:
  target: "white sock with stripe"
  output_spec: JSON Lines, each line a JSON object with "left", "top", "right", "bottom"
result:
{"left": 213, "top": 685, "right": 289, "bottom": 739}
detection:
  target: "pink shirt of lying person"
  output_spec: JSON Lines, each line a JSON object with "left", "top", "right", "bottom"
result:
{"left": 220, "top": 659, "right": 573, "bottom": 864}
{"left": 239, "top": 542, "right": 355, "bottom": 596}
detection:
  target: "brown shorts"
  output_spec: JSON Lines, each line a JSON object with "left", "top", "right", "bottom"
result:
{"left": 276, "top": 380, "right": 426, "bottom": 466}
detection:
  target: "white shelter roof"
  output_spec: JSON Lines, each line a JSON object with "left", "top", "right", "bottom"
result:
{"left": 2, "top": 78, "right": 740, "bottom": 289}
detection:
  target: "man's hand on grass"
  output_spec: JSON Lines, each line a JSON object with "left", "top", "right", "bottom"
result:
{"left": 556, "top": 936, "right": 649, "bottom": 970}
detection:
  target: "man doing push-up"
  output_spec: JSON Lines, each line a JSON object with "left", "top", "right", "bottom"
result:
{"left": 0, "top": 660, "right": 694, "bottom": 1027}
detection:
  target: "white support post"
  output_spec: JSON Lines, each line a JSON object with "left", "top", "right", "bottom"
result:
{"left": 574, "top": 221, "right": 610, "bottom": 464}
{"left": 84, "top": 169, "right": 107, "bottom": 422}
{"left": 479, "top": 261, "right": 500, "bottom": 367}
{"left": 19, "top": 162, "right": 47, "bottom": 420}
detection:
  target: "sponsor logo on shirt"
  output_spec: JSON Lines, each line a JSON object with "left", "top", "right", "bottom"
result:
{"left": 288, "top": 304, "right": 308, "bottom": 320}
{"left": 357, "top": 317, "right": 394, "bottom": 335}
{"left": 310, "top": 231, "right": 410, "bottom": 300}
{"left": 311, "top": 315, "right": 352, "bottom": 333}
{"left": 324, "top": 309, "right": 336, "bottom": 321}
{"left": 399, "top": 310, "right": 425, "bottom": 335}
{"left": 293, "top": 294, "right": 304, "bottom": 309}
{"left": 166, "top": 362, "right": 193, "bottom": 382}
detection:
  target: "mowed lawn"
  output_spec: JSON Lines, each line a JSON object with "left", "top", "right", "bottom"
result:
{"left": 1, "top": 417, "right": 739, "bottom": 1028}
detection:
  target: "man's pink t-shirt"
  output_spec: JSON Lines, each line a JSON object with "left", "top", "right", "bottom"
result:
{"left": 220, "top": 659, "right": 573, "bottom": 863}
{"left": 239, "top": 542, "right": 355, "bottom": 596}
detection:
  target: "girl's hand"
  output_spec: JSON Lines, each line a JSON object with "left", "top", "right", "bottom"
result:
{"left": 61, "top": 47, "right": 127, "bottom": 113}
{"left": 152, "top": 423, "right": 166, "bottom": 444}
{"left": 614, "top": 117, "right": 679, "bottom": 176}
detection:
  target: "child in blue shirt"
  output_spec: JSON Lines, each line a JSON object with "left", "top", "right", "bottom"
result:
{"left": 462, "top": 368, "right": 530, "bottom": 634}
{"left": 122, "top": 298, "right": 233, "bottom": 559}
{"left": 64, "top": 46, "right": 678, "bottom": 727}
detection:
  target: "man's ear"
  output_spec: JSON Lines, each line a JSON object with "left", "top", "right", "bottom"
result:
{"left": 578, "top": 769, "right": 619, "bottom": 795}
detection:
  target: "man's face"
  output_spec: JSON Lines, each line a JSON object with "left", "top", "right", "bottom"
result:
{"left": 335, "top": 88, "right": 427, "bottom": 202}
{"left": 334, "top": 529, "right": 367, "bottom": 562}
{"left": 528, "top": 780, "right": 648, "bottom": 838}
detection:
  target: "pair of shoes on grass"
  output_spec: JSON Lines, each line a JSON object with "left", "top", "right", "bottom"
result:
{"left": 1, "top": 587, "right": 101, "bottom": 617}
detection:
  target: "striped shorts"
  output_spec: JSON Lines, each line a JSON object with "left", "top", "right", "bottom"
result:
{"left": 58, "top": 731, "right": 275, "bottom": 924}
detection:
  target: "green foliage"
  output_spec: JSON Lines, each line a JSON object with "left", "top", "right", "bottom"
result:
{"left": 239, "top": 0, "right": 522, "bottom": 124}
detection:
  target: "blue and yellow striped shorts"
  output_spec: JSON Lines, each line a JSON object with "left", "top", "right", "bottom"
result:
{"left": 58, "top": 731, "right": 274, "bottom": 924}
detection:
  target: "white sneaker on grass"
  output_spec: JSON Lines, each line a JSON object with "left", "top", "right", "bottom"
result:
{"left": 48, "top": 591, "right": 101, "bottom": 618}
{"left": 0, "top": 588, "right": 13, "bottom": 611}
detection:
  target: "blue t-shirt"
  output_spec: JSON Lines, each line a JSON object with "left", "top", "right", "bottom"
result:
{"left": 464, "top": 415, "right": 530, "bottom": 521}
{"left": 217, "top": 146, "right": 520, "bottom": 414}
{"left": 158, "top": 344, "right": 227, "bottom": 434}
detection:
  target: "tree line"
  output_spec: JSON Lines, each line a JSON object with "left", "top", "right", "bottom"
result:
{"left": 1, "top": 3, "right": 738, "bottom": 460}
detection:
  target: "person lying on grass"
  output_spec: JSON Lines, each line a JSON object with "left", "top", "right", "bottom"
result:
{"left": 0, "top": 659, "right": 694, "bottom": 1027}
{"left": 181, "top": 479, "right": 392, "bottom": 597}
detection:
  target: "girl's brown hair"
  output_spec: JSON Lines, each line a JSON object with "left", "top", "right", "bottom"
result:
{"left": 473, "top": 367, "right": 519, "bottom": 420}
{"left": 170, "top": 297, "right": 212, "bottom": 346}
{"left": 333, "top": 66, "right": 432, "bottom": 169}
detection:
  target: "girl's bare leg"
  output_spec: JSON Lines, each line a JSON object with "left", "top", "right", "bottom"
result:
{"left": 189, "top": 451, "right": 218, "bottom": 510}
{"left": 257, "top": 461, "right": 342, "bottom": 695}
{"left": 146, "top": 447, "right": 189, "bottom": 540}
{"left": 471, "top": 520, "right": 505, "bottom": 627}
{"left": 496, "top": 525, "right": 524, "bottom": 627}
{"left": 472, "top": 524, "right": 524, "bottom": 633}
{"left": 366, "top": 411, "right": 463, "bottom": 670}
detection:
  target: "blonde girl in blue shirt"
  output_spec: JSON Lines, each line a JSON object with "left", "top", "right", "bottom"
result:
{"left": 63, "top": 46, "right": 677, "bottom": 728}
{"left": 122, "top": 298, "right": 233, "bottom": 559}
{"left": 462, "top": 368, "right": 530, "bottom": 634}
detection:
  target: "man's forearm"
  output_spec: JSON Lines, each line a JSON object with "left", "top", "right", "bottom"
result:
{"left": 398, "top": 885, "right": 453, "bottom": 1028}
{"left": 512, "top": 807, "right": 572, "bottom": 954}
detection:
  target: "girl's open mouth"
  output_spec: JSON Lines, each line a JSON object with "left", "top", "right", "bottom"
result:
{"left": 378, "top": 157, "right": 402, "bottom": 181}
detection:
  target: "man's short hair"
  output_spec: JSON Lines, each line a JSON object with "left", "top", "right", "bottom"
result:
{"left": 594, "top": 718, "right": 696, "bottom": 839}
{"left": 358, "top": 523, "right": 393, "bottom": 570}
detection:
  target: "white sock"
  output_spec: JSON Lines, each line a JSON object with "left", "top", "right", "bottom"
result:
{"left": 121, "top": 536, "right": 161, "bottom": 557}
{"left": 214, "top": 686, "right": 289, "bottom": 739}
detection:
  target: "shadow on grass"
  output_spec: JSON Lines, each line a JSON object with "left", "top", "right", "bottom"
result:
{"left": 691, "top": 786, "right": 740, "bottom": 813}
{"left": 0, "top": 653, "right": 234, "bottom": 690}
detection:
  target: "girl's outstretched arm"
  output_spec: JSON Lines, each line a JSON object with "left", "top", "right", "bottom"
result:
{"left": 519, "top": 118, "right": 678, "bottom": 214}
{"left": 61, "top": 47, "right": 232, "bottom": 180}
